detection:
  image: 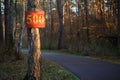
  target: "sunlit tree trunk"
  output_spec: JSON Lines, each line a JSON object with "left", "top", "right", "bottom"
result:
{"left": 26, "top": 0, "right": 41, "bottom": 80}
{"left": 94, "top": 0, "right": 97, "bottom": 18}
{"left": 98, "top": 0, "right": 103, "bottom": 20}
{"left": 102, "top": 0, "right": 107, "bottom": 22}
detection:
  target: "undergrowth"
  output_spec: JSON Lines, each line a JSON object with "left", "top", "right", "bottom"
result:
{"left": 0, "top": 54, "right": 79, "bottom": 80}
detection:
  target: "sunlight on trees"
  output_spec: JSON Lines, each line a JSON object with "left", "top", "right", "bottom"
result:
{"left": 0, "top": 0, "right": 120, "bottom": 79}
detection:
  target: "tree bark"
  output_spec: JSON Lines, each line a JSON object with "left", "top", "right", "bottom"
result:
{"left": 26, "top": 0, "right": 41, "bottom": 80}
{"left": 4, "top": 0, "right": 14, "bottom": 54}
{"left": 16, "top": 0, "right": 25, "bottom": 60}
{"left": 117, "top": 0, "right": 120, "bottom": 53}
{"left": 4, "top": 0, "right": 10, "bottom": 51}
{"left": 27, "top": 28, "right": 41, "bottom": 80}
{"left": 49, "top": 0, "right": 53, "bottom": 49}
{"left": 84, "top": 0, "right": 89, "bottom": 43}
{"left": 56, "top": 0, "right": 64, "bottom": 49}
{"left": 0, "top": 2, "right": 3, "bottom": 46}
{"left": 9, "top": 0, "right": 14, "bottom": 49}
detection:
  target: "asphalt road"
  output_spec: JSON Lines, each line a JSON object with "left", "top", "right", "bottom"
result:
{"left": 22, "top": 50, "right": 120, "bottom": 80}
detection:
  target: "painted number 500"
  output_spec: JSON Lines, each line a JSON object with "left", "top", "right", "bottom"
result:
{"left": 26, "top": 14, "right": 45, "bottom": 24}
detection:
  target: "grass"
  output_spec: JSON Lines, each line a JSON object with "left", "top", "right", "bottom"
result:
{"left": 0, "top": 54, "right": 79, "bottom": 80}
{"left": 88, "top": 56, "right": 120, "bottom": 65}
{"left": 42, "top": 59, "right": 79, "bottom": 80}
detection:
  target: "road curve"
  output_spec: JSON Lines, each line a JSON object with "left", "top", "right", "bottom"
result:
{"left": 22, "top": 50, "right": 120, "bottom": 80}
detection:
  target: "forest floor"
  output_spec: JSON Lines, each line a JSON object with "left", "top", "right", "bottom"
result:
{"left": 0, "top": 54, "right": 79, "bottom": 80}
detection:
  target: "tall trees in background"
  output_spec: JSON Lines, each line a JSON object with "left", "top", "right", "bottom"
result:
{"left": 0, "top": 0, "right": 23, "bottom": 60}
{"left": 40, "top": 0, "right": 120, "bottom": 56}
{"left": 1, "top": 0, "right": 120, "bottom": 58}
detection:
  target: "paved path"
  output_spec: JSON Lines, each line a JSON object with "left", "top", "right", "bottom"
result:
{"left": 22, "top": 50, "right": 120, "bottom": 80}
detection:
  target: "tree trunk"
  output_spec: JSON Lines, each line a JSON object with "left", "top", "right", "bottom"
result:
{"left": 4, "top": 0, "right": 10, "bottom": 51}
{"left": 0, "top": 2, "right": 3, "bottom": 46}
{"left": 26, "top": 0, "right": 41, "bottom": 80}
{"left": 16, "top": 0, "right": 25, "bottom": 60}
{"left": 84, "top": 0, "right": 89, "bottom": 43}
{"left": 117, "top": 0, "right": 120, "bottom": 53}
{"left": 56, "top": 0, "right": 64, "bottom": 49}
{"left": 27, "top": 28, "right": 41, "bottom": 80}
{"left": 76, "top": 0, "right": 81, "bottom": 52}
{"left": 9, "top": 0, "right": 14, "bottom": 50}
{"left": 4, "top": 0, "right": 14, "bottom": 54}
{"left": 49, "top": 0, "right": 53, "bottom": 49}
{"left": 68, "top": 0, "right": 72, "bottom": 50}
